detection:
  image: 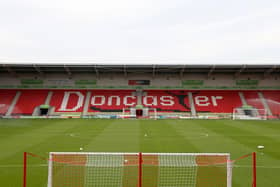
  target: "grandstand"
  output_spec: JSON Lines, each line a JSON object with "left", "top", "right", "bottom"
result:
{"left": 0, "top": 63, "right": 280, "bottom": 187}
{"left": 0, "top": 64, "right": 279, "bottom": 119}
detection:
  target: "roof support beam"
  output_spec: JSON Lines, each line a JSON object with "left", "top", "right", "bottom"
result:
{"left": 180, "top": 65, "right": 186, "bottom": 79}
{"left": 124, "top": 65, "right": 127, "bottom": 77}
{"left": 94, "top": 65, "right": 99, "bottom": 77}
{"left": 207, "top": 65, "right": 215, "bottom": 78}
{"left": 235, "top": 65, "right": 246, "bottom": 78}
{"left": 33, "top": 64, "right": 43, "bottom": 75}
{"left": 64, "top": 65, "right": 72, "bottom": 76}
{"left": 264, "top": 65, "right": 277, "bottom": 78}
{"left": 152, "top": 65, "right": 156, "bottom": 78}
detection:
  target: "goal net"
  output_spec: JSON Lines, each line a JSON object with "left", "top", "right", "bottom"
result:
{"left": 233, "top": 107, "right": 268, "bottom": 120}
{"left": 46, "top": 152, "right": 232, "bottom": 187}
{"left": 23, "top": 152, "right": 256, "bottom": 187}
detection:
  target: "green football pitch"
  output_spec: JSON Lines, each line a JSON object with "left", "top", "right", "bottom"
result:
{"left": 0, "top": 119, "right": 279, "bottom": 187}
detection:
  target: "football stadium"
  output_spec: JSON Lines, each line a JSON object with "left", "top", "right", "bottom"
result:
{"left": 0, "top": 64, "right": 279, "bottom": 187}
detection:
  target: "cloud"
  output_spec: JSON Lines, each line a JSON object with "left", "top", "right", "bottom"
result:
{"left": 0, "top": 0, "right": 280, "bottom": 64}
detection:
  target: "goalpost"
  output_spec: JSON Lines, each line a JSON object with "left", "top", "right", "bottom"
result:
{"left": 122, "top": 107, "right": 157, "bottom": 119}
{"left": 46, "top": 152, "right": 233, "bottom": 187}
{"left": 22, "top": 152, "right": 257, "bottom": 187}
{"left": 233, "top": 107, "right": 268, "bottom": 120}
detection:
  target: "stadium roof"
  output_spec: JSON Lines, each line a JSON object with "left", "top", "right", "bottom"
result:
{"left": 0, "top": 64, "right": 279, "bottom": 77}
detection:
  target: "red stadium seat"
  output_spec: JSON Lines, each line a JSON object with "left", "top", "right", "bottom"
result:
{"left": 262, "top": 91, "right": 280, "bottom": 115}
{"left": 0, "top": 90, "right": 17, "bottom": 115}
{"left": 0, "top": 89, "right": 279, "bottom": 115}
{"left": 12, "top": 90, "right": 48, "bottom": 115}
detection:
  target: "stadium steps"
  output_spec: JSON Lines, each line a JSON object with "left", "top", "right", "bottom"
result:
{"left": 238, "top": 92, "right": 247, "bottom": 105}
{"left": 45, "top": 91, "right": 53, "bottom": 105}
{"left": 5, "top": 91, "right": 21, "bottom": 116}
{"left": 258, "top": 92, "right": 272, "bottom": 116}
{"left": 188, "top": 92, "right": 196, "bottom": 116}
{"left": 82, "top": 91, "right": 91, "bottom": 115}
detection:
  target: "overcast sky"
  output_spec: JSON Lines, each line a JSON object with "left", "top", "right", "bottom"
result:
{"left": 0, "top": 0, "right": 280, "bottom": 64}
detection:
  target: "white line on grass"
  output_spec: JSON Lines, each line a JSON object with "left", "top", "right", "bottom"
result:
{"left": 0, "top": 164, "right": 48, "bottom": 168}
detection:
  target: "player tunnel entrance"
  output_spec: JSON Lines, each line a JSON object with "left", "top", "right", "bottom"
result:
{"left": 32, "top": 105, "right": 53, "bottom": 116}
{"left": 136, "top": 109, "right": 143, "bottom": 117}
{"left": 39, "top": 105, "right": 50, "bottom": 115}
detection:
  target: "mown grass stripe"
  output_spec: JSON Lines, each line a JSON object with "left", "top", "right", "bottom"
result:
{"left": 140, "top": 120, "right": 200, "bottom": 153}
{"left": 85, "top": 119, "right": 141, "bottom": 152}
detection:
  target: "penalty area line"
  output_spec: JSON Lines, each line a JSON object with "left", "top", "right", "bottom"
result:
{"left": 0, "top": 164, "right": 48, "bottom": 168}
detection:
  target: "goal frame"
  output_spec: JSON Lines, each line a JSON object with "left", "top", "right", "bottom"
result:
{"left": 122, "top": 107, "right": 157, "bottom": 119}
{"left": 22, "top": 152, "right": 256, "bottom": 187}
{"left": 232, "top": 108, "right": 268, "bottom": 120}
{"left": 47, "top": 152, "right": 232, "bottom": 187}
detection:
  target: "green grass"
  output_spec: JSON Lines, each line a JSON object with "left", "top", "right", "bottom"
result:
{"left": 0, "top": 119, "right": 280, "bottom": 187}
